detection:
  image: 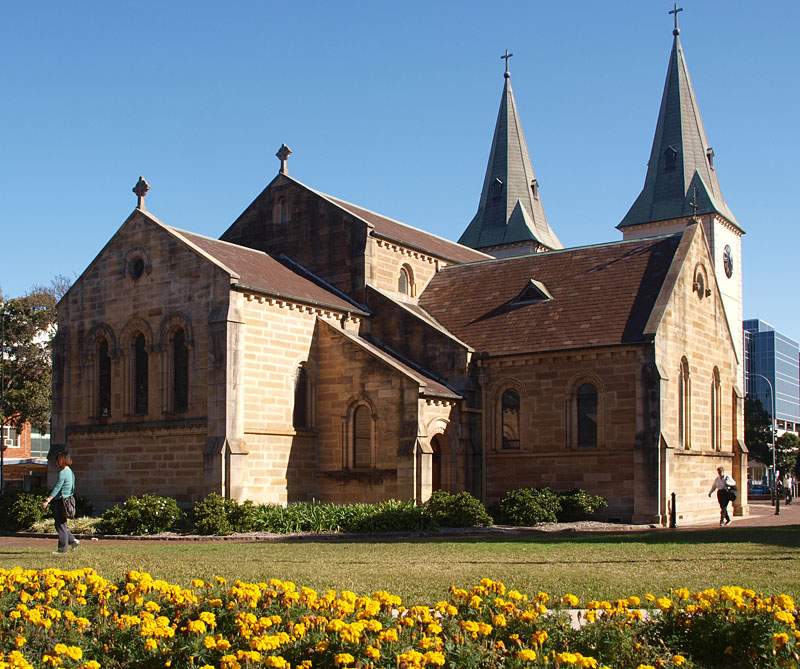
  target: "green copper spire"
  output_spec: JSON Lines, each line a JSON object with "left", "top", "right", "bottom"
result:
{"left": 459, "top": 56, "right": 562, "bottom": 255}
{"left": 618, "top": 25, "right": 740, "bottom": 231}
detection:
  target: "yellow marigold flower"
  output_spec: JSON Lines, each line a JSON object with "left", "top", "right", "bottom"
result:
{"left": 14, "top": 635, "right": 26, "bottom": 647}
{"left": 203, "top": 636, "right": 217, "bottom": 649}
{"left": 773, "top": 632, "right": 790, "bottom": 647}
{"left": 556, "top": 652, "right": 578, "bottom": 664}
{"left": 532, "top": 630, "right": 549, "bottom": 646}
{"left": 366, "top": 645, "right": 381, "bottom": 659}
{"left": 82, "top": 662, "right": 101, "bottom": 669}
{"left": 777, "top": 594, "right": 795, "bottom": 610}
{"left": 144, "top": 638, "right": 157, "bottom": 651}
{"left": 628, "top": 595, "right": 641, "bottom": 606}
{"left": 54, "top": 644, "right": 68, "bottom": 655}
{"left": 645, "top": 593, "right": 655, "bottom": 601}
{"left": 424, "top": 650, "right": 446, "bottom": 666}
{"left": 674, "top": 588, "right": 690, "bottom": 600}
{"left": 187, "top": 619, "right": 207, "bottom": 635}
{"left": 635, "top": 665, "right": 656, "bottom": 669}
{"left": 427, "top": 623, "right": 443, "bottom": 634}
{"left": 334, "top": 653, "right": 355, "bottom": 666}
{"left": 584, "top": 610, "right": 597, "bottom": 623}
{"left": 379, "top": 629, "right": 399, "bottom": 643}
{"left": 264, "top": 658, "right": 289, "bottom": 668}
{"left": 536, "top": 592, "right": 549, "bottom": 603}
{"left": 493, "top": 614, "right": 507, "bottom": 627}
{"left": 656, "top": 597, "right": 673, "bottom": 611}
{"left": 673, "top": 656, "right": 687, "bottom": 666}
{"left": 315, "top": 641, "right": 330, "bottom": 652}
{"left": 575, "top": 655, "right": 598, "bottom": 668}
{"left": 562, "top": 594, "right": 579, "bottom": 607}
{"left": 517, "top": 649, "right": 537, "bottom": 661}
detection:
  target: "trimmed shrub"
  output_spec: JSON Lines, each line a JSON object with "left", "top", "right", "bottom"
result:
{"left": 0, "top": 491, "right": 48, "bottom": 531}
{"left": 191, "top": 494, "right": 258, "bottom": 535}
{"left": 557, "top": 488, "right": 608, "bottom": 521}
{"left": 425, "top": 490, "right": 493, "bottom": 527}
{"left": 492, "top": 487, "right": 561, "bottom": 525}
{"left": 75, "top": 495, "right": 94, "bottom": 519}
{"left": 99, "top": 494, "right": 184, "bottom": 535}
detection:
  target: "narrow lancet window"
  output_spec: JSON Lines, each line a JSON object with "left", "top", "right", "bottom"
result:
{"left": 352, "top": 405, "right": 372, "bottom": 469}
{"left": 172, "top": 328, "right": 189, "bottom": 413}
{"left": 98, "top": 339, "right": 111, "bottom": 418}
{"left": 134, "top": 333, "right": 148, "bottom": 415}
{"left": 501, "top": 389, "right": 521, "bottom": 449}
{"left": 577, "top": 383, "right": 598, "bottom": 447}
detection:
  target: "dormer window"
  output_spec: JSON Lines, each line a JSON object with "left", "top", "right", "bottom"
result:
{"left": 530, "top": 179, "right": 539, "bottom": 200}
{"left": 706, "top": 147, "right": 715, "bottom": 170}
{"left": 510, "top": 279, "right": 552, "bottom": 305}
{"left": 664, "top": 145, "right": 678, "bottom": 172}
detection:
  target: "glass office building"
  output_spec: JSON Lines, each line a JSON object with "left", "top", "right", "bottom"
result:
{"left": 743, "top": 319, "right": 800, "bottom": 434}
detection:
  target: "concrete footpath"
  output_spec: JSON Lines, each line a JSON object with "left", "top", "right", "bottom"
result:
{"left": 1, "top": 500, "right": 797, "bottom": 552}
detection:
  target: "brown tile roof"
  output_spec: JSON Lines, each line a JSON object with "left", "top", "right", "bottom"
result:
{"left": 322, "top": 195, "right": 490, "bottom": 264}
{"left": 173, "top": 228, "right": 367, "bottom": 314}
{"left": 323, "top": 322, "right": 461, "bottom": 400}
{"left": 418, "top": 234, "right": 682, "bottom": 356}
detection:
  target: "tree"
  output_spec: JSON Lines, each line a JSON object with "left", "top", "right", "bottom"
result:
{"left": 775, "top": 432, "right": 800, "bottom": 478}
{"left": 1, "top": 289, "right": 58, "bottom": 434}
{"left": 744, "top": 395, "right": 774, "bottom": 467}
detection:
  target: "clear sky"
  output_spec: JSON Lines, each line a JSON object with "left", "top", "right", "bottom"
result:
{"left": 1, "top": 1, "right": 798, "bottom": 339}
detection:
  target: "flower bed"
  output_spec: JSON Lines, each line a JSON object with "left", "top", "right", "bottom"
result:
{"left": 0, "top": 568, "right": 797, "bottom": 668}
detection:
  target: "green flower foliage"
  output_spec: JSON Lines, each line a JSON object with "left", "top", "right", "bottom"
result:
{"left": 424, "top": 490, "right": 493, "bottom": 527}
{"left": 99, "top": 494, "right": 184, "bottom": 535}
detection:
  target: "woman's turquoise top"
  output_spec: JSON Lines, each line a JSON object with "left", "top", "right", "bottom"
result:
{"left": 49, "top": 467, "right": 74, "bottom": 500}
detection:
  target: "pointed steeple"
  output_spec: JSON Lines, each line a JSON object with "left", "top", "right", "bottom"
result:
{"left": 618, "top": 25, "right": 740, "bottom": 231}
{"left": 459, "top": 56, "right": 562, "bottom": 256}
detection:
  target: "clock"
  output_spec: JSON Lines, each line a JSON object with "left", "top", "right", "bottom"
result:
{"left": 723, "top": 245, "right": 733, "bottom": 278}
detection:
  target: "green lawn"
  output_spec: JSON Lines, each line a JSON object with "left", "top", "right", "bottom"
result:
{"left": 3, "top": 526, "right": 799, "bottom": 606}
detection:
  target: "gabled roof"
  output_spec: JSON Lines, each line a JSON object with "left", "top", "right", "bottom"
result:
{"left": 458, "top": 73, "right": 562, "bottom": 252}
{"left": 618, "top": 32, "right": 740, "bottom": 231}
{"left": 170, "top": 226, "right": 368, "bottom": 315}
{"left": 418, "top": 234, "right": 683, "bottom": 357}
{"left": 320, "top": 320, "right": 461, "bottom": 400}
{"left": 319, "top": 192, "right": 490, "bottom": 264}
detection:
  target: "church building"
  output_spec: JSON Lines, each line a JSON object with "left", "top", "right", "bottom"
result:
{"left": 51, "top": 18, "right": 746, "bottom": 525}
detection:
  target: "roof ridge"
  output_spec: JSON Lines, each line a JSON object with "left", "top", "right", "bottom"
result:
{"left": 438, "top": 231, "right": 683, "bottom": 271}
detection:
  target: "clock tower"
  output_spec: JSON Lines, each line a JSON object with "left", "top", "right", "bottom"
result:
{"left": 617, "top": 14, "right": 744, "bottom": 376}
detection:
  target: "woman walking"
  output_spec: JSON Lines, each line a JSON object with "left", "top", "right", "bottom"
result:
{"left": 41, "top": 452, "right": 80, "bottom": 554}
{"left": 708, "top": 466, "right": 737, "bottom": 526}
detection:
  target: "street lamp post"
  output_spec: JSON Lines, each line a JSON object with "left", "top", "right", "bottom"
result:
{"left": 747, "top": 371, "right": 779, "bottom": 515}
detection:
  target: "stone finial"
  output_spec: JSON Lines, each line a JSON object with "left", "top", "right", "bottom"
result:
{"left": 133, "top": 177, "right": 151, "bottom": 211}
{"left": 276, "top": 143, "right": 292, "bottom": 175}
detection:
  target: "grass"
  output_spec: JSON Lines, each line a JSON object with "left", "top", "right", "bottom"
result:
{"left": 3, "top": 525, "right": 800, "bottom": 605}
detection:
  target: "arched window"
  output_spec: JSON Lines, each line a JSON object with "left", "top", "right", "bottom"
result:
{"left": 711, "top": 367, "right": 721, "bottom": 451}
{"left": 98, "top": 338, "right": 111, "bottom": 418}
{"left": 133, "top": 333, "right": 148, "bottom": 415}
{"left": 293, "top": 364, "right": 309, "bottom": 429}
{"left": 501, "top": 389, "right": 521, "bottom": 450}
{"left": 172, "top": 328, "right": 189, "bottom": 413}
{"left": 397, "top": 264, "right": 414, "bottom": 297}
{"left": 679, "top": 357, "right": 691, "bottom": 448}
{"left": 352, "top": 405, "right": 372, "bottom": 469}
{"left": 577, "top": 383, "right": 598, "bottom": 448}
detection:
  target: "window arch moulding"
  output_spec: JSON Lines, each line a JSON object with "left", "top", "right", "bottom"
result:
{"left": 565, "top": 374, "right": 605, "bottom": 450}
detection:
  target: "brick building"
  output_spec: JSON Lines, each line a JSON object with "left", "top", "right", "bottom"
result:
{"left": 51, "top": 24, "right": 746, "bottom": 524}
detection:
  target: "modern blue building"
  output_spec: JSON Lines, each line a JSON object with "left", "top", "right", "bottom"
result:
{"left": 743, "top": 319, "right": 800, "bottom": 435}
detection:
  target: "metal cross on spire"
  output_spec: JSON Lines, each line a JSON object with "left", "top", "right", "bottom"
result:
{"left": 669, "top": 3, "right": 683, "bottom": 36}
{"left": 690, "top": 186, "right": 699, "bottom": 217}
{"left": 501, "top": 49, "right": 513, "bottom": 78}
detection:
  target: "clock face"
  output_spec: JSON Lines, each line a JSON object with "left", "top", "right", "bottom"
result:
{"left": 723, "top": 245, "right": 733, "bottom": 278}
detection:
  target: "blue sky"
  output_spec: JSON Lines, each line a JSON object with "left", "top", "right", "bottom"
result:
{"left": 2, "top": 1, "right": 798, "bottom": 339}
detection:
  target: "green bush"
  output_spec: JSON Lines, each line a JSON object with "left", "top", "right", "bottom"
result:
{"left": 191, "top": 494, "right": 258, "bottom": 535}
{"left": 99, "top": 494, "right": 184, "bottom": 535}
{"left": 557, "top": 488, "right": 608, "bottom": 521}
{"left": 492, "top": 487, "right": 562, "bottom": 525}
{"left": 0, "top": 491, "right": 48, "bottom": 531}
{"left": 75, "top": 495, "right": 94, "bottom": 518}
{"left": 424, "top": 490, "right": 492, "bottom": 527}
